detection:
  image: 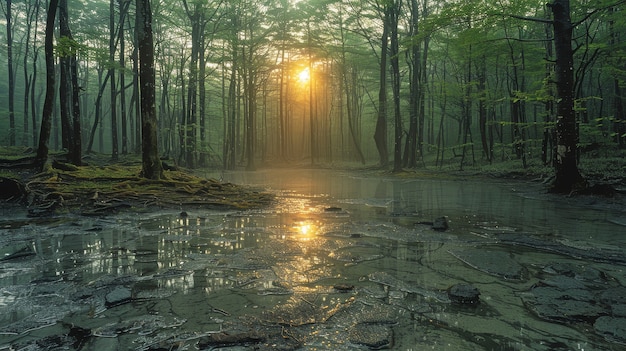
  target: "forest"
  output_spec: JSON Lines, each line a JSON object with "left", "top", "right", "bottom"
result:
{"left": 1, "top": 0, "right": 625, "bottom": 193}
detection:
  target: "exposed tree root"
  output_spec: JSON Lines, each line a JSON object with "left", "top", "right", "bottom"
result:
{"left": 5, "top": 160, "right": 272, "bottom": 216}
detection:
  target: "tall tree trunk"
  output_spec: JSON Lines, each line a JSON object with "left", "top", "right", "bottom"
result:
{"left": 110, "top": 0, "right": 119, "bottom": 161}
{"left": 136, "top": 0, "right": 162, "bottom": 179}
{"left": 5, "top": 0, "right": 16, "bottom": 145}
{"left": 132, "top": 43, "right": 141, "bottom": 153}
{"left": 86, "top": 71, "right": 111, "bottom": 153}
{"left": 35, "top": 0, "right": 59, "bottom": 170}
{"left": 388, "top": 1, "right": 402, "bottom": 172}
{"left": 610, "top": 7, "right": 626, "bottom": 148}
{"left": 478, "top": 57, "right": 491, "bottom": 162}
{"left": 119, "top": 0, "right": 130, "bottom": 155}
{"left": 404, "top": 0, "right": 419, "bottom": 168}
{"left": 31, "top": 2, "right": 41, "bottom": 148}
{"left": 346, "top": 66, "right": 366, "bottom": 164}
{"left": 374, "top": 6, "right": 389, "bottom": 168}
{"left": 224, "top": 17, "right": 238, "bottom": 171}
{"left": 183, "top": 0, "right": 201, "bottom": 168}
{"left": 22, "top": 0, "right": 37, "bottom": 147}
{"left": 59, "top": 0, "right": 82, "bottom": 165}
{"left": 543, "top": 13, "right": 555, "bottom": 165}
{"left": 549, "top": 0, "right": 585, "bottom": 193}
{"left": 417, "top": 0, "right": 429, "bottom": 164}
{"left": 198, "top": 16, "right": 208, "bottom": 166}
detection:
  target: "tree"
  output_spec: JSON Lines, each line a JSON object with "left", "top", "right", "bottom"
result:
{"left": 136, "top": 0, "right": 163, "bottom": 179}
{"left": 3, "top": 0, "right": 15, "bottom": 146}
{"left": 387, "top": 0, "right": 402, "bottom": 172}
{"left": 548, "top": 0, "right": 586, "bottom": 193}
{"left": 35, "top": 0, "right": 59, "bottom": 170}
{"left": 373, "top": 1, "right": 389, "bottom": 168}
{"left": 109, "top": 0, "right": 119, "bottom": 161}
{"left": 59, "top": 0, "right": 82, "bottom": 165}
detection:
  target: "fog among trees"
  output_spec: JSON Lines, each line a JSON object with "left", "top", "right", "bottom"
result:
{"left": 1, "top": 0, "right": 625, "bottom": 192}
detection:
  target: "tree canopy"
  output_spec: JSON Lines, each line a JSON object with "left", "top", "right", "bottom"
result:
{"left": 1, "top": 0, "right": 625, "bottom": 191}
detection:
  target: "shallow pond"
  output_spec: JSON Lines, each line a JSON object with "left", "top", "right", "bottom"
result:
{"left": 1, "top": 169, "right": 625, "bottom": 350}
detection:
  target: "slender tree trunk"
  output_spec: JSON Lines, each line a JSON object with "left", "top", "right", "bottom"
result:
{"left": 5, "top": 0, "right": 16, "bottom": 145}
{"left": 31, "top": 8, "right": 41, "bottom": 148}
{"left": 543, "top": 13, "right": 555, "bottom": 165}
{"left": 136, "top": 0, "right": 162, "bottom": 179}
{"left": 110, "top": 0, "right": 119, "bottom": 160}
{"left": 86, "top": 71, "right": 111, "bottom": 153}
{"left": 418, "top": 0, "right": 429, "bottom": 163}
{"left": 610, "top": 8, "right": 626, "bottom": 148}
{"left": 22, "top": 1, "right": 38, "bottom": 147}
{"left": 119, "top": 0, "right": 130, "bottom": 155}
{"left": 388, "top": 1, "right": 402, "bottom": 172}
{"left": 198, "top": 17, "right": 208, "bottom": 166}
{"left": 374, "top": 6, "right": 389, "bottom": 168}
{"left": 132, "top": 44, "right": 141, "bottom": 154}
{"left": 35, "top": 0, "right": 59, "bottom": 170}
{"left": 478, "top": 57, "right": 490, "bottom": 162}
{"left": 549, "top": 0, "right": 585, "bottom": 193}
{"left": 345, "top": 66, "right": 366, "bottom": 164}
{"left": 183, "top": 0, "right": 200, "bottom": 168}
{"left": 59, "top": 0, "right": 81, "bottom": 165}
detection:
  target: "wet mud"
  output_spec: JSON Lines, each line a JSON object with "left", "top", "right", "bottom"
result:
{"left": 1, "top": 169, "right": 625, "bottom": 350}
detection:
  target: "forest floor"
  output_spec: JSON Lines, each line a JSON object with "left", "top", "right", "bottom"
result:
{"left": 0, "top": 147, "right": 273, "bottom": 216}
{"left": 1, "top": 146, "right": 624, "bottom": 217}
{"left": 374, "top": 146, "right": 626, "bottom": 193}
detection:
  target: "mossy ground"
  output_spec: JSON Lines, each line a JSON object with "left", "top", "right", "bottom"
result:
{"left": 0, "top": 147, "right": 273, "bottom": 215}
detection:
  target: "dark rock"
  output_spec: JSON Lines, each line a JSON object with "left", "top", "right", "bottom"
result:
{"left": 333, "top": 284, "right": 355, "bottom": 292}
{"left": 432, "top": 216, "right": 449, "bottom": 231}
{"left": 105, "top": 286, "right": 132, "bottom": 308}
{"left": 197, "top": 330, "right": 265, "bottom": 348}
{"left": 68, "top": 325, "right": 92, "bottom": 349}
{"left": 447, "top": 284, "right": 480, "bottom": 305}
{"left": 324, "top": 206, "right": 343, "bottom": 212}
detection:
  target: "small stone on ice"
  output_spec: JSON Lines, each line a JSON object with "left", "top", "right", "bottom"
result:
{"left": 105, "top": 286, "right": 132, "bottom": 307}
{"left": 448, "top": 283, "right": 480, "bottom": 305}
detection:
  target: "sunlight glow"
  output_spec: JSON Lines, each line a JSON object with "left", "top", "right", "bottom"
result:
{"left": 295, "top": 220, "right": 319, "bottom": 241}
{"left": 298, "top": 67, "right": 310, "bottom": 84}
{"left": 299, "top": 224, "right": 311, "bottom": 235}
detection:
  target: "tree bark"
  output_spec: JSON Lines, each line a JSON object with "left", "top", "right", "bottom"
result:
{"left": 373, "top": 5, "right": 389, "bottom": 168}
{"left": 35, "top": 0, "right": 59, "bottom": 170}
{"left": 109, "top": 0, "right": 119, "bottom": 161}
{"left": 549, "top": 0, "right": 586, "bottom": 193}
{"left": 59, "top": 0, "right": 82, "bottom": 165}
{"left": 404, "top": 0, "right": 419, "bottom": 168}
{"left": 136, "top": 0, "right": 163, "bottom": 179}
{"left": 388, "top": 1, "right": 402, "bottom": 172}
{"left": 4, "top": 0, "right": 16, "bottom": 145}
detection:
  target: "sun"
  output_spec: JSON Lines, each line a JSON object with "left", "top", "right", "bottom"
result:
{"left": 298, "top": 67, "right": 310, "bottom": 83}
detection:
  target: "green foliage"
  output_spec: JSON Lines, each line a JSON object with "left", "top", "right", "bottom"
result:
{"left": 55, "top": 36, "right": 87, "bottom": 58}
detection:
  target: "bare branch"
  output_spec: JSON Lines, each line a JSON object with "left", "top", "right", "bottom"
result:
{"left": 509, "top": 14, "right": 553, "bottom": 25}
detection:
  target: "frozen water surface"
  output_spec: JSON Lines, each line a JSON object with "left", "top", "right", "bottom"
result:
{"left": 1, "top": 169, "right": 625, "bottom": 350}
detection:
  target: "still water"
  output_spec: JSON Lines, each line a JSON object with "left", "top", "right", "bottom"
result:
{"left": 1, "top": 169, "right": 625, "bottom": 350}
